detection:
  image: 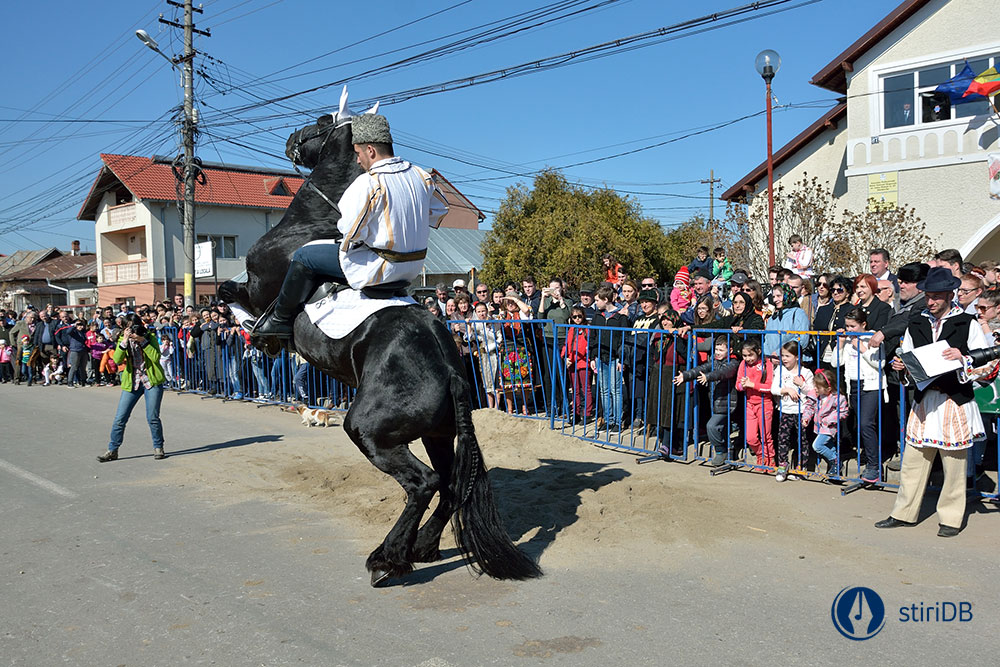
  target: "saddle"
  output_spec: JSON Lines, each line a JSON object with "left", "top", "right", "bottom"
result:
{"left": 306, "top": 279, "right": 411, "bottom": 305}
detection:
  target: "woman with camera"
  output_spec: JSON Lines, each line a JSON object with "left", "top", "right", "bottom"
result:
{"left": 96, "top": 314, "right": 167, "bottom": 462}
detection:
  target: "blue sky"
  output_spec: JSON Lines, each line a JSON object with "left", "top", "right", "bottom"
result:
{"left": 0, "top": 0, "right": 903, "bottom": 256}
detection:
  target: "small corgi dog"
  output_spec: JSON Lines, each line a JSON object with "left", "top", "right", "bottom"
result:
{"left": 295, "top": 403, "right": 337, "bottom": 427}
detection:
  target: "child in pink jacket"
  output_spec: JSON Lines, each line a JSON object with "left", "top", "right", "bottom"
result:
{"left": 801, "top": 369, "right": 848, "bottom": 477}
{"left": 736, "top": 338, "right": 774, "bottom": 467}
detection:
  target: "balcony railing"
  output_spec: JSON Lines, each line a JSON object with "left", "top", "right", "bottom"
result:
{"left": 103, "top": 260, "right": 149, "bottom": 283}
{"left": 107, "top": 202, "right": 137, "bottom": 227}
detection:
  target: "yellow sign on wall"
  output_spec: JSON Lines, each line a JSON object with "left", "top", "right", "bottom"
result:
{"left": 868, "top": 172, "right": 898, "bottom": 211}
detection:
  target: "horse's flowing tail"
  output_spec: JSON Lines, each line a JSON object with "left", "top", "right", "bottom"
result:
{"left": 448, "top": 372, "right": 542, "bottom": 580}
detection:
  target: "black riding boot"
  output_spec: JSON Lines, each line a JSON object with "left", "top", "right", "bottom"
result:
{"left": 254, "top": 261, "right": 320, "bottom": 339}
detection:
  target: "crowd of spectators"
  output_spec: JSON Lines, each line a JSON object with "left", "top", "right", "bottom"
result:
{"left": 424, "top": 242, "right": 1000, "bottom": 488}
{"left": 0, "top": 297, "right": 314, "bottom": 405}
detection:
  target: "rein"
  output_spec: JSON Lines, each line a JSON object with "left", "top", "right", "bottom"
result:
{"left": 288, "top": 118, "right": 350, "bottom": 217}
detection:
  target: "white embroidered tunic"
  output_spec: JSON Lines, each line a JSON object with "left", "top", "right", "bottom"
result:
{"left": 900, "top": 307, "right": 989, "bottom": 450}
{"left": 306, "top": 156, "right": 449, "bottom": 289}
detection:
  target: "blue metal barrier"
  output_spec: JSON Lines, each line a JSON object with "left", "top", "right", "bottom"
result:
{"left": 147, "top": 320, "right": 1000, "bottom": 502}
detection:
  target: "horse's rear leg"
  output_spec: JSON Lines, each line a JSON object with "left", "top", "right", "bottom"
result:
{"left": 412, "top": 436, "right": 456, "bottom": 563}
{"left": 356, "top": 440, "right": 440, "bottom": 586}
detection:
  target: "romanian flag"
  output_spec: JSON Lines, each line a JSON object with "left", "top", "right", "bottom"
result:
{"left": 964, "top": 66, "right": 1000, "bottom": 98}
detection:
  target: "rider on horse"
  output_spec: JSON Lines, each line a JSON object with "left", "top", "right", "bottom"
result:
{"left": 254, "top": 113, "right": 450, "bottom": 339}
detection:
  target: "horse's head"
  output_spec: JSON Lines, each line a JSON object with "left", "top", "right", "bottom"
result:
{"left": 285, "top": 86, "right": 380, "bottom": 170}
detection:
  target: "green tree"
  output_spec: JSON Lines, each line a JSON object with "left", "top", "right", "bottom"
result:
{"left": 480, "top": 170, "right": 673, "bottom": 288}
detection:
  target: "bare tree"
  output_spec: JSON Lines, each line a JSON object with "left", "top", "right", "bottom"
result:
{"left": 724, "top": 175, "right": 837, "bottom": 278}
{"left": 838, "top": 202, "right": 938, "bottom": 274}
{"left": 724, "top": 174, "right": 937, "bottom": 278}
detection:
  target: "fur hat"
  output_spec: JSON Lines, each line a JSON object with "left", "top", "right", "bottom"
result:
{"left": 674, "top": 266, "right": 690, "bottom": 287}
{"left": 917, "top": 266, "right": 961, "bottom": 292}
{"left": 351, "top": 114, "right": 393, "bottom": 144}
{"left": 897, "top": 262, "right": 929, "bottom": 284}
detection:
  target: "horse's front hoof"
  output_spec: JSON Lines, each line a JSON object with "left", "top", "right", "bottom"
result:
{"left": 370, "top": 568, "right": 393, "bottom": 588}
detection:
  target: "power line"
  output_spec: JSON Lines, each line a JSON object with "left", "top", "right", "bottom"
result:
{"left": 211, "top": 0, "right": 819, "bottom": 117}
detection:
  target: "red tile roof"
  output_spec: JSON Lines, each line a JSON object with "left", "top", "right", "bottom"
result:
{"left": 809, "top": 0, "right": 932, "bottom": 93}
{"left": 78, "top": 154, "right": 304, "bottom": 220}
{"left": 721, "top": 103, "right": 847, "bottom": 203}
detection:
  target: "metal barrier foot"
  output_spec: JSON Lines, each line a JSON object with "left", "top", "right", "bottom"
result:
{"left": 709, "top": 462, "right": 735, "bottom": 476}
{"left": 637, "top": 452, "right": 670, "bottom": 465}
{"left": 840, "top": 480, "right": 875, "bottom": 496}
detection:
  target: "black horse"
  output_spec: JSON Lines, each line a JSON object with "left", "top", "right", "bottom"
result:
{"left": 219, "top": 99, "right": 541, "bottom": 587}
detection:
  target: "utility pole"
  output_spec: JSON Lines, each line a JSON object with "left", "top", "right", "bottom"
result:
{"left": 701, "top": 169, "right": 721, "bottom": 224}
{"left": 159, "top": 1, "right": 209, "bottom": 308}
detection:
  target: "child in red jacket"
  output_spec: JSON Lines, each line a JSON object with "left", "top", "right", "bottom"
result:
{"left": 562, "top": 306, "right": 594, "bottom": 423}
{"left": 736, "top": 338, "right": 775, "bottom": 468}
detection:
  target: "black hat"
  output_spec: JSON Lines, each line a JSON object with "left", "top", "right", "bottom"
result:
{"left": 638, "top": 288, "right": 660, "bottom": 302}
{"left": 897, "top": 262, "right": 929, "bottom": 284}
{"left": 579, "top": 282, "right": 597, "bottom": 295}
{"left": 730, "top": 271, "right": 748, "bottom": 285}
{"left": 917, "top": 266, "right": 961, "bottom": 292}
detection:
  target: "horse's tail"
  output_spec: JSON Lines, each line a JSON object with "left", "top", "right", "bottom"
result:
{"left": 448, "top": 372, "right": 542, "bottom": 581}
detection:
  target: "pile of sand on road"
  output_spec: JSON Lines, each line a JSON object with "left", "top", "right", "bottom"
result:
{"left": 155, "top": 404, "right": 853, "bottom": 564}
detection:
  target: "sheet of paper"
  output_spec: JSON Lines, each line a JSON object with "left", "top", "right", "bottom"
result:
{"left": 900, "top": 340, "right": 962, "bottom": 390}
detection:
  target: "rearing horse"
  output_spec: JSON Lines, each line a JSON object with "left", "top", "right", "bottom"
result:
{"left": 219, "top": 92, "right": 541, "bottom": 587}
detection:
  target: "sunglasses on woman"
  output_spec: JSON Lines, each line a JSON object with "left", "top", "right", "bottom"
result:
{"left": 832, "top": 287, "right": 845, "bottom": 293}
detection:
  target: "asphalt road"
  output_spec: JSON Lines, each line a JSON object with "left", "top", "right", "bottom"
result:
{"left": 2, "top": 383, "right": 999, "bottom": 666}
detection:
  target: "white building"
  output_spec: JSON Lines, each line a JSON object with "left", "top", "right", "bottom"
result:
{"left": 722, "top": 0, "right": 1000, "bottom": 263}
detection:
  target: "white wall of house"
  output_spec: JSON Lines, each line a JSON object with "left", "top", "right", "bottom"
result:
{"left": 94, "top": 195, "right": 280, "bottom": 289}
{"left": 746, "top": 121, "right": 848, "bottom": 212}
{"left": 153, "top": 202, "right": 274, "bottom": 282}
{"left": 740, "top": 0, "right": 1000, "bottom": 262}
{"left": 842, "top": 0, "right": 1000, "bottom": 257}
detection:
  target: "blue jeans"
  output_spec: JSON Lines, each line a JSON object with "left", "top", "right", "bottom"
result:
{"left": 250, "top": 356, "right": 270, "bottom": 397}
{"left": 812, "top": 433, "right": 838, "bottom": 462}
{"left": 293, "top": 243, "right": 347, "bottom": 283}
{"left": 597, "top": 360, "right": 623, "bottom": 427}
{"left": 108, "top": 384, "right": 164, "bottom": 452}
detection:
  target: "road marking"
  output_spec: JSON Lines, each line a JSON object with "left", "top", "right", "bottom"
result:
{"left": 0, "top": 457, "right": 77, "bottom": 499}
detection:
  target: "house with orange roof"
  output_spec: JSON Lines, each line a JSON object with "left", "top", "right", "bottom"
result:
{"left": 78, "top": 154, "right": 486, "bottom": 306}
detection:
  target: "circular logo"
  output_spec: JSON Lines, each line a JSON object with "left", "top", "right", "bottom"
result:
{"left": 832, "top": 587, "right": 886, "bottom": 640}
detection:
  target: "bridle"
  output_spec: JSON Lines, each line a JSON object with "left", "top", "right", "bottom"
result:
{"left": 287, "top": 114, "right": 352, "bottom": 215}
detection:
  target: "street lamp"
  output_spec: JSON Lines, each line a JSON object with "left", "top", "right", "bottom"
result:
{"left": 755, "top": 49, "right": 780, "bottom": 268}
{"left": 135, "top": 30, "right": 177, "bottom": 68}
{"left": 136, "top": 19, "right": 198, "bottom": 309}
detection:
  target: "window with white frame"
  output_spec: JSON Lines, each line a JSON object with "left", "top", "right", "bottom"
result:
{"left": 196, "top": 234, "right": 238, "bottom": 259}
{"left": 881, "top": 54, "right": 999, "bottom": 131}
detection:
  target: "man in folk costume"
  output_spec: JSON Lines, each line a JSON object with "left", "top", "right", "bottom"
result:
{"left": 255, "top": 113, "right": 449, "bottom": 339}
{"left": 875, "top": 267, "right": 992, "bottom": 538}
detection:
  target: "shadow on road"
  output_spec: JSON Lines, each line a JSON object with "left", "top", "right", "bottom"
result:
{"left": 114, "top": 434, "right": 285, "bottom": 460}
{"left": 491, "top": 458, "right": 630, "bottom": 559}
{"left": 381, "top": 459, "right": 629, "bottom": 587}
